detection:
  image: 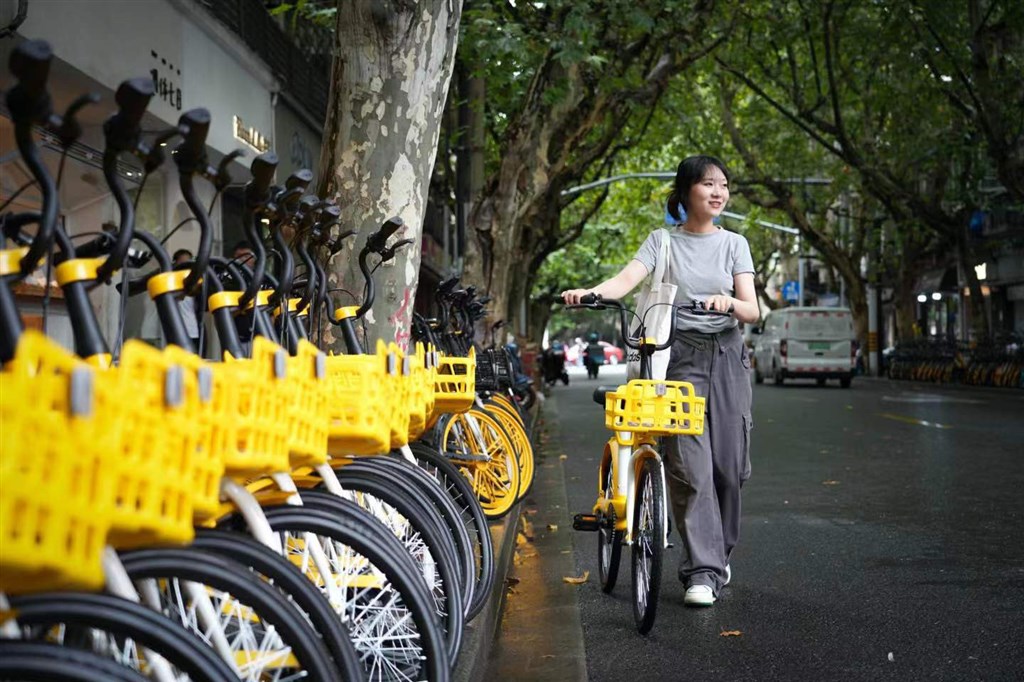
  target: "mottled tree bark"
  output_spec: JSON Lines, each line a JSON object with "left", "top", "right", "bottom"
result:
{"left": 317, "top": 1, "right": 462, "bottom": 349}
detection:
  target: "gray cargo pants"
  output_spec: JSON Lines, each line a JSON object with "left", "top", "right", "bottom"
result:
{"left": 664, "top": 325, "right": 753, "bottom": 594}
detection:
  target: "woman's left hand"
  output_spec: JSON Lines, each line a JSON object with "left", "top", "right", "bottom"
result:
{"left": 705, "top": 295, "right": 735, "bottom": 314}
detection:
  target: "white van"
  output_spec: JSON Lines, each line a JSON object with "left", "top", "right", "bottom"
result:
{"left": 752, "top": 307, "right": 856, "bottom": 388}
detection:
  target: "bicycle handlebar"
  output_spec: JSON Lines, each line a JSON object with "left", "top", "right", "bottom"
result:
{"left": 569, "top": 294, "right": 735, "bottom": 353}
{"left": 95, "top": 77, "right": 156, "bottom": 281}
{"left": 6, "top": 40, "right": 58, "bottom": 275}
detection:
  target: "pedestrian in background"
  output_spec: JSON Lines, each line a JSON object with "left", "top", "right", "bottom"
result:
{"left": 230, "top": 240, "right": 256, "bottom": 345}
{"left": 172, "top": 248, "right": 202, "bottom": 350}
{"left": 562, "top": 155, "right": 759, "bottom": 606}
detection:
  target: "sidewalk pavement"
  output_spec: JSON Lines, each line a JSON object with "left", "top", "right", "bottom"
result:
{"left": 482, "top": 402, "right": 588, "bottom": 682}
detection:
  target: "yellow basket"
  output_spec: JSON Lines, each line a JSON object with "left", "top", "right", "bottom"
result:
{"left": 161, "top": 345, "right": 227, "bottom": 523}
{"left": 324, "top": 340, "right": 392, "bottom": 456}
{"left": 105, "top": 340, "right": 197, "bottom": 549}
{"left": 284, "top": 340, "right": 330, "bottom": 467}
{"left": 406, "top": 343, "right": 433, "bottom": 441}
{"left": 432, "top": 347, "right": 476, "bottom": 414}
{"left": 0, "top": 332, "right": 116, "bottom": 594}
{"left": 222, "top": 337, "right": 291, "bottom": 478}
{"left": 605, "top": 379, "right": 706, "bottom": 446}
{"left": 388, "top": 343, "right": 411, "bottom": 449}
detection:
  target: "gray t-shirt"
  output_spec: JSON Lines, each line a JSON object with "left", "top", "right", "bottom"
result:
{"left": 632, "top": 227, "right": 755, "bottom": 333}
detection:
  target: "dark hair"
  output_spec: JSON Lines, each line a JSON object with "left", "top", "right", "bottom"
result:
{"left": 666, "top": 155, "right": 731, "bottom": 222}
{"left": 230, "top": 239, "right": 253, "bottom": 255}
{"left": 172, "top": 248, "right": 193, "bottom": 263}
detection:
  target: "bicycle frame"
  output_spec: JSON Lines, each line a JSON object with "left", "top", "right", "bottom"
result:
{"left": 596, "top": 437, "right": 670, "bottom": 548}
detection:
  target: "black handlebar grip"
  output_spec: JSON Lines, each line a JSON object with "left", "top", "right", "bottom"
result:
{"left": 8, "top": 40, "right": 52, "bottom": 104}
{"left": 380, "top": 216, "right": 403, "bottom": 241}
{"left": 365, "top": 216, "right": 404, "bottom": 252}
{"left": 438, "top": 275, "right": 460, "bottom": 293}
{"left": 248, "top": 152, "right": 278, "bottom": 199}
{"left": 115, "top": 78, "right": 154, "bottom": 128}
{"left": 104, "top": 78, "right": 154, "bottom": 151}
{"left": 580, "top": 293, "right": 601, "bottom": 305}
{"left": 174, "top": 108, "right": 211, "bottom": 169}
{"left": 285, "top": 169, "right": 314, "bottom": 191}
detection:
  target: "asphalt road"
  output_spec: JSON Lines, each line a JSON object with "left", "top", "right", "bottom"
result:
{"left": 543, "top": 364, "right": 1024, "bottom": 681}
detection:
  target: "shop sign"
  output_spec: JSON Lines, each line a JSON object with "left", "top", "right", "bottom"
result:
{"left": 233, "top": 116, "right": 271, "bottom": 153}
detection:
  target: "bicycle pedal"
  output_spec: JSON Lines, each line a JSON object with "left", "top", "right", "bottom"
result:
{"left": 667, "top": 543, "right": 675, "bottom": 549}
{"left": 572, "top": 513, "right": 601, "bottom": 532}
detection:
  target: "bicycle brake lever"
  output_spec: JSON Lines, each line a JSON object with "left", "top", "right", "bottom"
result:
{"left": 54, "top": 92, "right": 100, "bottom": 147}
{"left": 214, "top": 148, "right": 247, "bottom": 191}
{"left": 380, "top": 238, "right": 415, "bottom": 261}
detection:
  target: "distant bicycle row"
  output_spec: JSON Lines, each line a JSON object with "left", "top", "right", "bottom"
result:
{"left": 885, "top": 338, "right": 1024, "bottom": 388}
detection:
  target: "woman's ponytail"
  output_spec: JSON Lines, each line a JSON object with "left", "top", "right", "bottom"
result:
{"left": 666, "top": 192, "right": 683, "bottom": 222}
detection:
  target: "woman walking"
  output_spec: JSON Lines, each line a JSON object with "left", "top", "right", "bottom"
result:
{"left": 562, "top": 154, "right": 758, "bottom": 606}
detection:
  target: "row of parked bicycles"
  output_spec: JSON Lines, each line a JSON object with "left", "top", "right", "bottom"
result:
{"left": 885, "top": 337, "right": 1024, "bottom": 389}
{"left": 1, "top": 40, "right": 534, "bottom": 681}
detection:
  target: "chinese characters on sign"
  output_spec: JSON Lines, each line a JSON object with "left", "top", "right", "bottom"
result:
{"left": 150, "top": 50, "right": 182, "bottom": 111}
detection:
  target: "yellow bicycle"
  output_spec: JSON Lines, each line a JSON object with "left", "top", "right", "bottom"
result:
{"left": 570, "top": 295, "right": 722, "bottom": 634}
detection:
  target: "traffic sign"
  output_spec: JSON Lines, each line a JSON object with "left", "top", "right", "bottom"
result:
{"left": 782, "top": 280, "right": 800, "bottom": 303}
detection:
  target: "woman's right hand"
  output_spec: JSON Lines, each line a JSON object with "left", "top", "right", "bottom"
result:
{"left": 561, "top": 288, "right": 592, "bottom": 305}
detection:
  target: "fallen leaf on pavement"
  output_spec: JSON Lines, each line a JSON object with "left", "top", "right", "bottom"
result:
{"left": 563, "top": 571, "right": 589, "bottom": 585}
{"left": 559, "top": 454, "right": 568, "bottom": 460}
{"left": 547, "top": 524, "right": 558, "bottom": 532}
{"left": 823, "top": 480, "right": 840, "bottom": 486}
{"left": 720, "top": 630, "right": 743, "bottom": 637}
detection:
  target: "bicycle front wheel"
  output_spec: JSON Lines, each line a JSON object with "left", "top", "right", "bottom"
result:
{"left": 440, "top": 409, "right": 521, "bottom": 519}
{"left": 0, "top": 641, "right": 150, "bottom": 682}
{"left": 631, "top": 457, "right": 665, "bottom": 635}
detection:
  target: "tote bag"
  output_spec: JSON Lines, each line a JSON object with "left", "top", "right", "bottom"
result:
{"left": 627, "top": 229, "right": 677, "bottom": 381}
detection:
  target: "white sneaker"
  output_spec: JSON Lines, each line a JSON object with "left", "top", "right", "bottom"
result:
{"left": 724, "top": 564, "right": 731, "bottom": 587}
{"left": 684, "top": 585, "right": 716, "bottom": 607}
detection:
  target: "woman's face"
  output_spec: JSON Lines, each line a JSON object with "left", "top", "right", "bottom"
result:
{"left": 686, "top": 165, "right": 729, "bottom": 222}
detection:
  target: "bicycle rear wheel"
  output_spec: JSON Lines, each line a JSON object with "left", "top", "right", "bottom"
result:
{"left": 631, "top": 458, "right": 665, "bottom": 635}
{"left": 597, "top": 467, "right": 623, "bottom": 594}
{"left": 483, "top": 399, "right": 534, "bottom": 500}
{"left": 440, "top": 409, "right": 521, "bottom": 519}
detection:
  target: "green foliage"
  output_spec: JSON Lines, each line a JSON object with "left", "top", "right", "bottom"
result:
{"left": 269, "top": 0, "right": 336, "bottom": 27}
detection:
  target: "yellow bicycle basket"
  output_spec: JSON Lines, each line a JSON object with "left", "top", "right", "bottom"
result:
{"left": 105, "top": 339, "right": 197, "bottom": 549}
{"left": 324, "top": 340, "right": 392, "bottom": 456}
{"left": 222, "top": 336, "right": 291, "bottom": 478}
{"left": 387, "top": 343, "right": 411, "bottom": 449}
{"left": 284, "top": 339, "right": 330, "bottom": 467}
{"left": 0, "top": 332, "right": 116, "bottom": 594}
{"left": 605, "top": 379, "right": 706, "bottom": 446}
{"left": 161, "top": 345, "right": 228, "bottom": 523}
{"left": 406, "top": 343, "right": 433, "bottom": 441}
{"left": 432, "top": 346, "right": 476, "bottom": 414}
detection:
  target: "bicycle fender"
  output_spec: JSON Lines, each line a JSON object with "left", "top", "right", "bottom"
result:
{"left": 628, "top": 445, "right": 668, "bottom": 548}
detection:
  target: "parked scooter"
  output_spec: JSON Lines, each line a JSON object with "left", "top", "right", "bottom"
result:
{"left": 542, "top": 341, "right": 570, "bottom": 386}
